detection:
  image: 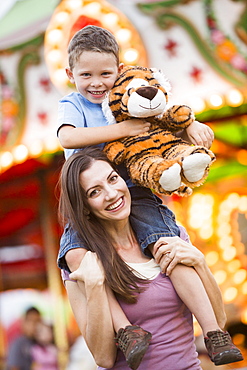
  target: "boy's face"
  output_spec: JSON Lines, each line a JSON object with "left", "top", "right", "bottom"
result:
{"left": 66, "top": 51, "right": 120, "bottom": 104}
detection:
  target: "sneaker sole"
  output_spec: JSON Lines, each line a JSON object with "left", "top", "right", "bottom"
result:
{"left": 126, "top": 333, "right": 152, "bottom": 370}
{"left": 214, "top": 351, "right": 243, "bottom": 366}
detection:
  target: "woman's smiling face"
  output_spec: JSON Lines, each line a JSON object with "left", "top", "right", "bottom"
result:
{"left": 80, "top": 160, "right": 131, "bottom": 224}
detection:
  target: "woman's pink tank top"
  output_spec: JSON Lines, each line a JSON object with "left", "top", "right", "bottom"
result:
{"left": 99, "top": 273, "right": 201, "bottom": 370}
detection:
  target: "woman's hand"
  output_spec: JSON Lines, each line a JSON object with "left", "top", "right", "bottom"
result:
{"left": 69, "top": 251, "right": 105, "bottom": 287}
{"left": 153, "top": 236, "right": 205, "bottom": 275}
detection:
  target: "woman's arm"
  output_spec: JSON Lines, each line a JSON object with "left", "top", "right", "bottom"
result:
{"left": 153, "top": 236, "right": 227, "bottom": 329}
{"left": 66, "top": 252, "right": 117, "bottom": 368}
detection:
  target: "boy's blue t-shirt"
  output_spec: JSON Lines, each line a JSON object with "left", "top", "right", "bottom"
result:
{"left": 58, "top": 91, "right": 132, "bottom": 186}
{"left": 58, "top": 92, "right": 108, "bottom": 159}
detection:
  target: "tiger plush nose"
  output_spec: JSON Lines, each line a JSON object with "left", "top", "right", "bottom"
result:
{"left": 136, "top": 86, "right": 158, "bottom": 100}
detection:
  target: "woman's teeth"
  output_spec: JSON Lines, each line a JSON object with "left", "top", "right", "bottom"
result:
{"left": 107, "top": 198, "right": 123, "bottom": 210}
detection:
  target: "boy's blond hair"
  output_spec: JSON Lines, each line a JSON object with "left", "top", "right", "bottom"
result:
{"left": 68, "top": 25, "right": 120, "bottom": 70}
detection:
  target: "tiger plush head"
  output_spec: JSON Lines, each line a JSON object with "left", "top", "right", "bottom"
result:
{"left": 102, "top": 65, "right": 172, "bottom": 124}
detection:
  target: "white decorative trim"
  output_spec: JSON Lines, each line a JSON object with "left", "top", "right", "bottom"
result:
{"left": 102, "top": 95, "right": 116, "bottom": 125}
{"left": 151, "top": 68, "right": 172, "bottom": 96}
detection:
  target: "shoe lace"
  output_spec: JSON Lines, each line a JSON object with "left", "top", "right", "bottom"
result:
{"left": 211, "top": 332, "right": 230, "bottom": 346}
{"left": 118, "top": 331, "right": 132, "bottom": 351}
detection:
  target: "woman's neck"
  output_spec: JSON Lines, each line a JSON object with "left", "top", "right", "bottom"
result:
{"left": 104, "top": 220, "right": 149, "bottom": 263}
{"left": 104, "top": 219, "right": 135, "bottom": 248}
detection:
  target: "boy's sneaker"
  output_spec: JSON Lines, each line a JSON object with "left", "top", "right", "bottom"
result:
{"left": 115, "top": 325, "right": 152, "bottom": 370}
{"left": 204, "top": 330, "right": 243, "bottom": 366}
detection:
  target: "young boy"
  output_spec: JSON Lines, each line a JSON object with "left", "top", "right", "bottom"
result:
{"left": 57, "top": 25, "right": 243, "bottom": 369}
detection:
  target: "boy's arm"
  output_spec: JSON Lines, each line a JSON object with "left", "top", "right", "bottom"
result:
{"left": 58, "top": 119, "right": 150, "bottom": 149}
{"left": 178, "top": 120, "right": 214, "bottom": 149}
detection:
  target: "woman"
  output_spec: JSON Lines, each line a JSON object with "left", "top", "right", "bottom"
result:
{"left": 58, "top": 147, "right": 234, "bottom": 370}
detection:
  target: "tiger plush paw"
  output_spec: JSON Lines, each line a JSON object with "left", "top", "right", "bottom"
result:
{"left": 182, "top": 153, "right": 212, "bottom": 183}
{"left": 159, "top": 163, "right": 181, "bottom": 191}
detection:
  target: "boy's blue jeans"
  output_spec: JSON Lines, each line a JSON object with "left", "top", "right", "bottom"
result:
{"left": 57, "top": 186, "right": 180, "bottom": 272}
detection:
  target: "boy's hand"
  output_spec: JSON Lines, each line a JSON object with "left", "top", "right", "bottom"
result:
{"left": 153, "top": 236, "right": 204, "bottom": 276}
{"left": 186, "top": 121, "right": 214, "bottom": 148}
{"left": 120, "top": 119, "right": 151, "bottom": 137}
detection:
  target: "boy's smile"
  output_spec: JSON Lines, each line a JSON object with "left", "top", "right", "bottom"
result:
{"left": 66, "top": 50, "right": 120, "bottom": 104}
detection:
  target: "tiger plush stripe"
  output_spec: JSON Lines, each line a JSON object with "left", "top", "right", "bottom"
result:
{"left": 102, "top": 65, "right": 215, "bottom": 196}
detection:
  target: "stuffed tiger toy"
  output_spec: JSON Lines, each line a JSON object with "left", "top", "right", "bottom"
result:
{"left": 102, "top": 65, "right": 215, "bottom": 196}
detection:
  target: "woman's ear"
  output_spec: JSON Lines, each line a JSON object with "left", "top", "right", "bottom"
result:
{"left": 65, "top": 67, "right": 75, "bottom": 84}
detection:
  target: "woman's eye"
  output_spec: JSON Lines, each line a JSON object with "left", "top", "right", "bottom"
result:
{"left": 89, "top": 189, "right": 99, "bottom": 198}
{"left": 110, "top": 174, "right": 118, "bottom": 183}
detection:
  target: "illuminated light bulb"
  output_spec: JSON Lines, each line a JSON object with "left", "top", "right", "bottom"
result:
{"left": 218, "top": 205, "right": 230, "bottom": 218}
{"left": 29, "top": 140, "right": 43, "bottom": 157}
{"left": 227, "top": 259, "right": 241, "bottom": 273}
{"left": 53, "top": 11, "right": 70, "bottom": 26}
{"left": 46, "top": 29, "right": 63, "bottom": 46}
{"left": 233, "top": 269, "right": 247, "bottom": 284}
{"left": 116, "top": 28, "right": 132, "bottom": 43}
{"left": 44, "top": 137, "right": 60, "bottom": 152}
{"left": 242, "top": 309, "right": 247, "bottom": 324}
{"left": 12, "top": 145, "right": 28, "bottom": 163}
{"left": 226, "top": 89, "right": 244, "bottom": 107}
{"left": 53, "top": 68, "right": 69, "bottom": 86}
{"left": 233, "top": 333, "right": 245, "bottom": 346}
{"left": 188, "top": 96, "right": 206, "bottom": 114}
{"left": 208, "top": 93, "right": 223, "bottom": 108}
{"left": 205, "top": 251, "right": 219, "bottom": 266}
{"left": 219, "top": 236, "right": 233, "bottom": 250}
{"left": 83, "top": 2, "right": 101, "bottom": 16}
{"left": 205, "top": 194, "right": 215, "bottom": 206}
{"left": 217, "top": 223, "right": 231, "bottom": 236}
{"left": 123, "top": 48, "right": 139, "bottom": 63}
{"left": 237, "top": 149, "right": 247, "bottom": 166}
{"left": 189, "top": 214, "right": 203, "bottom": 229}
{"left": 239, "top": 195, "right": 247, "bottom": 212}
{"left": 222, "top": 246, "right": 237, "bottom": 261}
{"left": 199, "top": 226, "right": 213, "bottom": 240}
{"left": 227, "top": 192, "right": 240, "bottom": 205}
{"left": 193, "top": 320, "right": 202, "bottom": 337}
{"left": 0, "top": 151, "right": 13, "bottom": 168}
{"left": 214, "top": 270, "right": 227, "bottom": 285}
{"left": 242, "top": 281, "right": 247, "bottom": 295}
{"left": 64, "top": 0, "right": 82, "bottom": 11}
{"left": 223, "top": 287, "right": 238, "bottom": 303}
{"left": 102, "top": 13, "right": 119, "bottom": 27}
{"left": 46, "top": 49, "right": 63, "bottom": 65}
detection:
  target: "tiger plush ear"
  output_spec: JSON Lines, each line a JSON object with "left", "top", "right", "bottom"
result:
{"left": 102, "top": 93, "right": 116, "bottom": 125}
{"left": 150, "top": 68, "right": 172, "bottom": 96}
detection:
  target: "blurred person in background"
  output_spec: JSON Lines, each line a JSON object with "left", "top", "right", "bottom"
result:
{"left": 31, "top": 321, "right": 59, "bottom": 370}
{"left": 6, "top": 306, "right": 41, "bottom": 370}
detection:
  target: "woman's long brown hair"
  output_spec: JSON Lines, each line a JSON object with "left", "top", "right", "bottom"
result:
{"left": 58, "top": 147, "right": 147, "bottom": 303}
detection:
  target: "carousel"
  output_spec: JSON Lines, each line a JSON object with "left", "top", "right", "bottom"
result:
{"left": 0, "top": 0, "right": 246, "bottom": 369}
